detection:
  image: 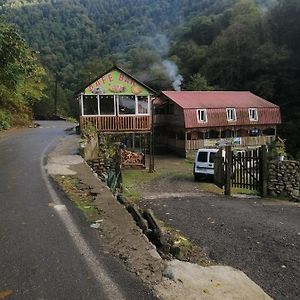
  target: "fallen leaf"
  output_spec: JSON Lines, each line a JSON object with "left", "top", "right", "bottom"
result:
{"left": 0, "top": 290, "right": 13, "bottom": 299}
{"left": 48, "top": 202, "right": 55, "bottom": 207}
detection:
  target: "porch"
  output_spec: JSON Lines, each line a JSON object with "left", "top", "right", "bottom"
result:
{"left": 80, "top": 115, "right": 151, "bottom": 133}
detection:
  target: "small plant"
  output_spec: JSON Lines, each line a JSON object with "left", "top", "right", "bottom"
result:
{"left": 81, "top": 122, "right": 98, "bottom": 141}
{"left": 0, "top": 109, "right": 11, "bottom": 130}
{"left": 268, "top": 137, "right": 286, "bottom": 160}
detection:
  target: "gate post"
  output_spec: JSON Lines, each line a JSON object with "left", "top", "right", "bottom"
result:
{"left": 225, "top": 146, "right": 232, "bottom": 196}
{"left": 260, "top": 145, "right": 268, "bottom": 197}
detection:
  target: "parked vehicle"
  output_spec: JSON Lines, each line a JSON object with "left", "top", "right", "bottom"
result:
{"left": 193, "top": 148, "right": 224, "bottom": 181}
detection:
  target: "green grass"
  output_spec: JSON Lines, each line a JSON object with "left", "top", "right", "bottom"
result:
{"left": 54, "top": 175, "right": 101, "bottom": 222}
{"left": 122, "top": 169, "right": 160, "bottom": 203}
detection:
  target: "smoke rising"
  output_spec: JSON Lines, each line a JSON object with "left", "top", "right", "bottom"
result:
{"left": 162, "top": 59, "right": 183, "bottom": 91}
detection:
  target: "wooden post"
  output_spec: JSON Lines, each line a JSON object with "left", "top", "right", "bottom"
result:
{"left": 149, "top": 99, "right": 155, "bottom": 173}
{"left": 260, "top": 145, "right": 268, "bottom": 197}
{"left": 225, "top": 146, "right": 232, "bottom": 196}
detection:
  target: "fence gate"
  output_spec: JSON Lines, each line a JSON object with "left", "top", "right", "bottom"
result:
{"left": 222, "top": 145, "right": 267, "bottom": 196}
{"left": 232, "top": 148, "right": 261, "bottom": 191}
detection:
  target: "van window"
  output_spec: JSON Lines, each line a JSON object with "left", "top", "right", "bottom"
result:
{"left": 209, "top": 152, "right": 216, "bottom": 163}
{"left": 197, "top": 152, "right": 208, "bottom": 162}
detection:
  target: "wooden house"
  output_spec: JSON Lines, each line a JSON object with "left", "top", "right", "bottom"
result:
{"left": 154, "top": 91, "right": 281, "bottom": 156}
{"left": 76, "top": 66, "right": 156, "bottom": 133}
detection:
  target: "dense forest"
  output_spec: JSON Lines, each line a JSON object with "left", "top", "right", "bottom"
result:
{"left": 0, "top": 0, "right": 299, "bottom": 156}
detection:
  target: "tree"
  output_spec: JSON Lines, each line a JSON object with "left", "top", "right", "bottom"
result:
{"left": 183, "top": 73, "right": 213, "bottom": 91}
{"left": 0, "top": 21, "right": 46, "bottom": 127}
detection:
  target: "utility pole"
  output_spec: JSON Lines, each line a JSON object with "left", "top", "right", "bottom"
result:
{"left": 54, "top": 74, "right": 58, "bottom": 116}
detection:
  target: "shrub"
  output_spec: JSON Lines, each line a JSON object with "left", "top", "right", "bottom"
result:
{"left": 0, "top": 110, "right": 11, "bottom": 130}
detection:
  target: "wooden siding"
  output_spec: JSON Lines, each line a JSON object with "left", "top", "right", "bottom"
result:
{"left": 185, "top": 139, "right": 205, "bottom": 150}
{"left": 80, "top": 115, "right": 151, "bottom": 132}
{"left": 153, "top": 114, "right": 184, "bottom": 127}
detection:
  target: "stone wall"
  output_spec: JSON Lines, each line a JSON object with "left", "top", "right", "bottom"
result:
{"left": 268, "top": 160, "right": 300, "bottom": 198}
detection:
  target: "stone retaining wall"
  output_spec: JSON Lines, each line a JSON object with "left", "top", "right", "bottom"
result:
{"left": 268, "top": 160, "right": 300, "bottom": 197}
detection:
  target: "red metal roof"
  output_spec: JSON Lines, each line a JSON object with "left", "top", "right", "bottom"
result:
{"left": 159, "top": 91, "right": 281, "bottom": 129}
{"left": 161, "top": 91, "right": 279, "bottom": 109}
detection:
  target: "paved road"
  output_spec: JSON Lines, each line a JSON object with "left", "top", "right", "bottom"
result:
{"left": 140, "top": 193, "right": 300, "bottom": 300}
{"left": 0, "top": 121, "right": 155, "bottom": 300}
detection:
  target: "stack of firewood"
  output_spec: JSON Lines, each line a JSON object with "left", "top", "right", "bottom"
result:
{"left": 121, "top": 149, "right": 145, "bottom": 168}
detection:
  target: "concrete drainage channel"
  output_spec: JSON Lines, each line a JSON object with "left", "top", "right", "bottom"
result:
{"left": 117, "top": 195, "right": 178, "bottom": 259}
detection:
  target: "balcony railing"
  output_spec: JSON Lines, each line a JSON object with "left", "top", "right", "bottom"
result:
{"left": 80, "top": 115, "right": 151, "bottom": 132}
{"left": 185, "top": 135, "right": 275, "bottom": 150}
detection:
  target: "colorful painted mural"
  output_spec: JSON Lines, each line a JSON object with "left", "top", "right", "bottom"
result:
{"left": 84, "top": 70, "right": 150, "bottom": 96}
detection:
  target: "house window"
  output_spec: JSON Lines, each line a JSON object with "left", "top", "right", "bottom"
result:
{"left": 196, "top": 109, "right": 207, "bottom": 123}
{"left": 99, "top": 95, "right": 115, "bottom": 115}
{"left": 137, "top": 96, "right": 149, "bottom": 114}
{"left": 249, "top": 108, "right": 258, "bottom": 121}
{"left": 118, "top": 95, "right": 136, "bottom": 115}
{"left": 83, "top": 95, "right": 99, "bottom": 115}
{"left": 226, "top": 108, "right": 236, "bottom": 121}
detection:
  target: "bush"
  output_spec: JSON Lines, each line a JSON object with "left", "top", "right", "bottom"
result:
{"left": 0, "top": 110, "right": 11, "bottom": 130}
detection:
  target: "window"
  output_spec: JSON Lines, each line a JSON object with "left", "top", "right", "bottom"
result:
{"left": 249, "top": 108, "right": 258, "bottom": 121}
{"left": 83, "top": 95, "right": 98, "bottom": 115}
{"left": 226, "top": 108, "right": 236, "bottom": 121}
{"left": 118, "top": 95, "right": 136, "bottom": 115}
{"left": 137, "top": 96, "right": 149, "bottom": 114}
{"left": 99, "top": 95, "right": 115, "bottom": 115}
{"left": 197, "top": 151, "right": 208, "bottom": 162}
{"left": 209, "top": 152, "right": 216, "bottom": 163}
{"left": 196, "top": 109, "right": 207, "bottom": 123}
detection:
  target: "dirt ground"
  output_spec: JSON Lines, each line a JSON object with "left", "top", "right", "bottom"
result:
{"left": 125, "top": 154, "right": 223, "bottom": 201}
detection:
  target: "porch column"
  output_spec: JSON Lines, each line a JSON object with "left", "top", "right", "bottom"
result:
{"left": 80, "top": 93, "right": 84, "bottom": 116}
{"left": 97, "top": 95, "right": 100, "bottom": 115}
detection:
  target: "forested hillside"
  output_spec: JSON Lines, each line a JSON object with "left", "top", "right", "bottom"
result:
{"left": 0, "top": 21, "right": 46, "bottom": 129}
{"left": 0, "top": 0, "right": 299, "bottom": 157}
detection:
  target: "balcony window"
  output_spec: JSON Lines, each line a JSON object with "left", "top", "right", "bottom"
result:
{"left": 196, "top": 109, "right": 207, "bottom": 123}
{"left": 83, "top": 95, "right": 98, "bottom": 115}
{"left": 226, "top": 108, "right": 236, "bottom": 121}
{"left": 137, "top": 96, "right": 149, "bottom": 114}
{"left": 249, "top": 108, "right": 258, "bottom": 121}
{"left": 118, "top": 95, "right": 136, "bottom": 115}
{"left": 99, "top": 95, "right": 115, "bottom": 115}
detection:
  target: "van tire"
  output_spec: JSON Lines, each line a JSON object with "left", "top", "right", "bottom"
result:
{"left": 194, "top": 174, "right": 200, "bottom": 182}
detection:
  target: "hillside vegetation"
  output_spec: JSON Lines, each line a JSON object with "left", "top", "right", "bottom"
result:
{"left": 0, "top": 0, "right": 299, "bottom": 157}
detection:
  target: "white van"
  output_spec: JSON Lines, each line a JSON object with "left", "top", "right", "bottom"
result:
{"left": 193, "top": 148, "right": 222, "bottom": 181}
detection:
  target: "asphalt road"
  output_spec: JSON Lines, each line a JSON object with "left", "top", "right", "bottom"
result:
{"left": 140, "top": 193, "right": 300, "bottom": 300}
{"left": 0, "top": 121, "right": 155, "bottom": 300}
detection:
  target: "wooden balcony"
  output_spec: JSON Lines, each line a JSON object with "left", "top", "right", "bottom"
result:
{"left": 80, "top": 115, "right": 151, "bottom": 133}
